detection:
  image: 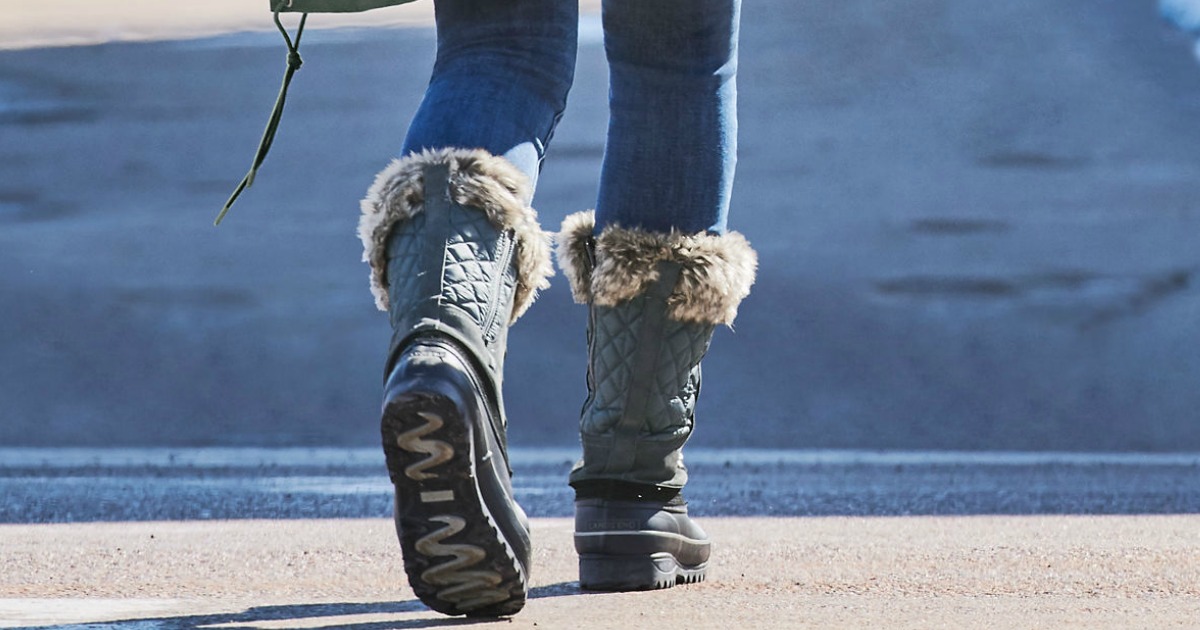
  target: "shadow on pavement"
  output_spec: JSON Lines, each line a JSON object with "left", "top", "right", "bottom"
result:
{"left": 26, "top": 585, "right": 583, "bottom": 630}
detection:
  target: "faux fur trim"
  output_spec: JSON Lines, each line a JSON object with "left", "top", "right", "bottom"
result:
{"left": 555, "top": 210, "right": 598, "bottom": 306}
{"left": 358, "top": 148, "right": 554, "bottom": 323}
{"left": 555, "top": 211, "right": 757, "bottom": 326}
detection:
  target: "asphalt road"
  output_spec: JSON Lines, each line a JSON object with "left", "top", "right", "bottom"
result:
{"left": 2, "top": 1, "right": 1200, "bottom": 451}
{"left": 3, "top": 448, "right": 1199, "bottom": 522}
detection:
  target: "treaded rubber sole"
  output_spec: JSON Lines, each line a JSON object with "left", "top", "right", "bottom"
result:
{"left": 383, "top": 392, "right": 526, "bottom": 616}
{"left": 578, "top": 552, "right": 707, "bottom": 591}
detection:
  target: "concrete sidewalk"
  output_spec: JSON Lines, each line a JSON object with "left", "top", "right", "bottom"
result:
{"left": 2, "top": 516, "right": 1198, "bottom": 629}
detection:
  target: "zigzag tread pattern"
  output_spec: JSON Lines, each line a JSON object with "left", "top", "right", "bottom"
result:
{"left": 395, "top": 411, "right": 454, "bottom": 481}
{"left": 415, "top": 515, "right": 512, "bottom": 611}
{"left": 388, "top": 398, "right": 526, "bottom": 616}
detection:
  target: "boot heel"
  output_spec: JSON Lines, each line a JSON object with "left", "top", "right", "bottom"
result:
{"left": 382, "top": 341, "right": 529, "bottom": 617}
{"left": 578, "top": 553, "right": 706, "bottom": 591}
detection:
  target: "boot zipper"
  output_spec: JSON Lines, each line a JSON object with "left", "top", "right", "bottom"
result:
{"left": 581, "top": 238, "right": 598, "bottom": 414}
{"left": 482, "top": 231, "right": 515, "bottom": 344}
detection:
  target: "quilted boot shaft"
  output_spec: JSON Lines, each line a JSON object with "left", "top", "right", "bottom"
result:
{"left": 359, "top": 148, "right": 553, "bottom": 406}
{"left": 556, "top": 211, "right": 757, "bottom": 490}
{"left": 576, "top": 270, "right": 714, "bottom": 488}
{"left": 383, "top": 167, "right": 514, "bottom": 390}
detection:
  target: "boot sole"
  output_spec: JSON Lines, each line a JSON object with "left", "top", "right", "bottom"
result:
{"left": 383, "top": 391, "right": 527, "bottom": 616}
{"left": 578, "top": 551, "right": 707, "bottom": 591}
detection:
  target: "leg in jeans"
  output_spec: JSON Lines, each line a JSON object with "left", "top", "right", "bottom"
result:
{"left": 556, "top": 0, "right": 756, "bottom": 591}
{"left": 402, "top": 0, "right": 578, "bottom": 188}
{"left": 359, "top": 0, "right": 575, "bottom": 616}
{"left": 596, "top": 0, "right": 740, "bottom": 234}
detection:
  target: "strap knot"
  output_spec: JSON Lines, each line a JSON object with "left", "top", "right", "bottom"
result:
{"left": 215, "top": 10, "right": 308, "bottom": 225}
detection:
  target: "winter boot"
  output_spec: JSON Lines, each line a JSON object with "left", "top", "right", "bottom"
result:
{"left": 358, "top": 149, "right": 553, "bottom": 616}
{"left": 555, "top": 211, "right": 756, "bottom": 591}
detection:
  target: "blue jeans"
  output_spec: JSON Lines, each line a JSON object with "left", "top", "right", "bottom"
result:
{"left": 402, "top": 0, "right": 740, "bottom": 235}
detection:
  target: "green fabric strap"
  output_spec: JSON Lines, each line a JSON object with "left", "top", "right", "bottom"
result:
{"left": 215, "top": 7, "right": 308, "bottom": 226}
{"left": 275, "top": 0, "right": 417, "bottom": 12}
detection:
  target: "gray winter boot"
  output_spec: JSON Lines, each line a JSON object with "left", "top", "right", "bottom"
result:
{"left": 358, "top": 148, "right": 553, "bottom": 616}
{"left": 556, "top": 211, "right": 756, "bottom": 591}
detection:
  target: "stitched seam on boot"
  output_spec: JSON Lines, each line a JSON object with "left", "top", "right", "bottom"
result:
{"left": 425, "top": 163, "right": 452, "bottom": 335}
